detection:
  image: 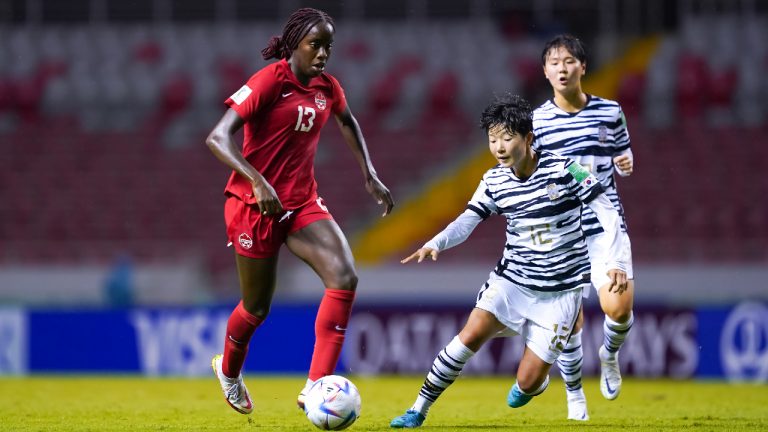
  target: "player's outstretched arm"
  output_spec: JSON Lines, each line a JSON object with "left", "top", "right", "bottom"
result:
{"left": 401, "top": 248, "right": 439, "bottom": 264}
{"left": 334, "top": 106, "right": 394, "bottom": 216}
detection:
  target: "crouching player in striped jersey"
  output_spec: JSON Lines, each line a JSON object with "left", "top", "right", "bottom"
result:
{"left": 389, "top": 93, "right": 628, "bottom": 428}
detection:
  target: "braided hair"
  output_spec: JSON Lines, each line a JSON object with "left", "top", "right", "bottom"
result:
{"left": 261, "top": 8, "right": 335, "bottom": 60}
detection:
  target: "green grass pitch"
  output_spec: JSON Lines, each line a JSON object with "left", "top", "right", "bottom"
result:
{"left": 1, "top": 376, "right": 766, "bottom": 431}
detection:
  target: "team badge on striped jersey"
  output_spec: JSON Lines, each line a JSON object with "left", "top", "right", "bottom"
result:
{"left": 598, "top": 125, "right": 608, "bottom": 143}
{"left": 547, "top": 183, "right": 560, "bottom": 200}
{"left": 315, "top": 92, "right": 327, "bottom": 111}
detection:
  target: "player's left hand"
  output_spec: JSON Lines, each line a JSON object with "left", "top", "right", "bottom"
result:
{"left": 401, "top": 248, "right": 439, "bottom": 264}
{"left": 606, "top": 269, "right": 628, "bottom": 294}
{"left": 613, "top": 154, "right": 633, "bottom": 175}
{"left": 366, "top": 176, "right": 394, "bottom": 216}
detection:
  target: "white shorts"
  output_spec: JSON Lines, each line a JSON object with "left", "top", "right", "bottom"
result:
{"left": 475, "top": 272, "right": 583, "bottom": 364}
{"left": 586, "top": 231, "right": 634, "bottom": 296}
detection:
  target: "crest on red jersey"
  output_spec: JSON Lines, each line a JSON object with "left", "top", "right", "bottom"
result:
{"left": 238, "top": 233, "right": 253, "bottom": 249}
{"left": 315, "top": 92, "right": 327, "bottom": 111}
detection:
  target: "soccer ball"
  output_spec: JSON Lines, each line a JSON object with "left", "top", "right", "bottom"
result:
{"left": 304, "top": 375, "right": 361, "bottom": 430}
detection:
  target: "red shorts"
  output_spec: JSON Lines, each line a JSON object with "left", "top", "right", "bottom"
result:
{"left": 224, "top": 195, "right": 334, "bottom": 258}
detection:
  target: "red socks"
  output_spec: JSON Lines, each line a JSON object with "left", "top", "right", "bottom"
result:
{"left": 222, "top": 301, "right": 263, "bottom": 378}
{"left": 308, "top": 289, "right": 356, "bottom": 381}
{"left": 222, "top": 289, "right": 354, "bottom": 380}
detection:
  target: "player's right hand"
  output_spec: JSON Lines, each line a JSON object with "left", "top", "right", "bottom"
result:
{"left": 401, "top": 248, "right": 439, "bottom": 264}
{"left": 606, "top": 268, "right": 628, "bottom": 294}
{"left": 252, "top": 181, "right": 283, "bottom": 216}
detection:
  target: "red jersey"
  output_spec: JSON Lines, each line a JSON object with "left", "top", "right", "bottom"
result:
{"left": 224, "top": 59, "right": 347, "bottom": 209}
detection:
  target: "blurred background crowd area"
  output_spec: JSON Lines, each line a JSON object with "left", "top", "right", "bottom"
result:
{"left": 0, "top": 0, "right": 766, "bottom": 306}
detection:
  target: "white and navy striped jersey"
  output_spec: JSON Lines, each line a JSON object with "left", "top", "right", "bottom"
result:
{"left": 425, "top": 151, "right": 605, "bottom": 293}
{"left": 533, "top": 95, "right": 630, "bottom": 237}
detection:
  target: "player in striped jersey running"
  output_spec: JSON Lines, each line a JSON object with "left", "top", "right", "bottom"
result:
{"left": 533, "top": 34, "right": 636, "bottom": 421}
{"left": 390, "top": 94, "right": 628, "bottom": 428}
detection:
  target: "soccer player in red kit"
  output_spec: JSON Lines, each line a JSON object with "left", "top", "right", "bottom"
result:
{"left": 205, "top": 8, "right": 394, "bottom": 415}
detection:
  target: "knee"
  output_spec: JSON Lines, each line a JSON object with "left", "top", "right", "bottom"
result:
{"left": 328, "top": 267, "right": 358, "bottom": 291}
{"left": 606, "top": 306, "right": 632, "bottom": 324}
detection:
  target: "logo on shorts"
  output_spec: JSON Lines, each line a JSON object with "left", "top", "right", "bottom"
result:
{"left": 550, "top": 323, "right": 570, "bottom": 353}
{"left": 315, "top": 92, "right": 327, "bottom": 111}
{"left": 546, "top": 183, "right": 560, "bottom": 200}
{"left": 238, "top": 233, "right": 253, "bottom": 249}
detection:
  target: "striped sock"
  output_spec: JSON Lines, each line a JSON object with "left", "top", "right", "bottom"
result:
{"left": 557, "top": 330, "right": 583, "bottom": 392}
{"left": 412, "top": 336, "right": 474, "bottom": 415}
{"left": 603, "top": 312, "right": 634, "bottom": 356}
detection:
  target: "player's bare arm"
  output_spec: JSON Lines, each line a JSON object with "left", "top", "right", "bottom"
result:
{"left": 205, "top": 108, "right": 283, "bottom": 216}
{"left": 606, "top": 268, "right": 628, "bottom": 294}
{"left": 334, "top": 106, "right": 394, "bottom": 216}
{"left": 401, "top": 248, "right": 439, "bottom": 264}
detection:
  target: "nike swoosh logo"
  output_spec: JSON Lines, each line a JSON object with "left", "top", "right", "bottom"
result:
{"left": 334, "top": 325, "right": 346, "bottom": 331}
{"left": 278, "top": 210, "right": 294, "bottom": 223}
{"left": 282, "top": 92, "right": 292, "bottom": 97}
{"left": 604, "top": 377, "right": 616, "bottom": 394}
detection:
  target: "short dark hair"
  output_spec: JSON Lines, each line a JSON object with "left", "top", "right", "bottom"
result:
{"left": 480, "top": 93, "right": 533, "bottom": 136}
{"left": 541, "top": 34, "right": 587, "bottom": 65}
{"left": 261, "top": 8, "right": 335, "bottom": 60}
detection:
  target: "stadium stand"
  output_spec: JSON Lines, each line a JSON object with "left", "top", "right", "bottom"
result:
{"left": 0, "top": 16, "right": 766, "bottom": 276}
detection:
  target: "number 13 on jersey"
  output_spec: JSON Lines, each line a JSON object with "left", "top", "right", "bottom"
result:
{"left": 295, "top": 105, "right": 316, "bottom": 132}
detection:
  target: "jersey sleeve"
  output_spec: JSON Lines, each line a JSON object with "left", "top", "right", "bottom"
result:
{"left": 564, "top": 159, "right": 604, "bottom": 204}
{"left": 224, "top": 67, "right": 281, "bottom": 122}
{"left": 614, "top": 106, "right": 631, "bottom": 154}
{"left": 423, "top": 209, "right": 483, "bottom": 252}
{"left": 422, "top": 178, "right": 496, "bottom": 252}
{"left": 327, "top": 74, "right": 348, "bottom": 114}
{"left": 466, "top": 179, "right": 499, "bottom": 220}
{"left": 586, "top": 193, "right": 628, "bottom": 272}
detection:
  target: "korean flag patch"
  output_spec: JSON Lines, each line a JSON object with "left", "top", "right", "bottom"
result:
{"left": 566, "top": 162, "right": 591, "bottom": 183}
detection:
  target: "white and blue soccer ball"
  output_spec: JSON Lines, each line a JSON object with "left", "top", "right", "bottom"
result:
{"left": 304, "top": 375, "right": 361, "bottom": 430}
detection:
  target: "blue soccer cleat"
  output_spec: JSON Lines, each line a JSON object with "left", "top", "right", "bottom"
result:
{"left": 507, "top": 383, "right": 533, "bottom": 408}
{"left": 390, "top": 410, "right": 426, "bottom": 428}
